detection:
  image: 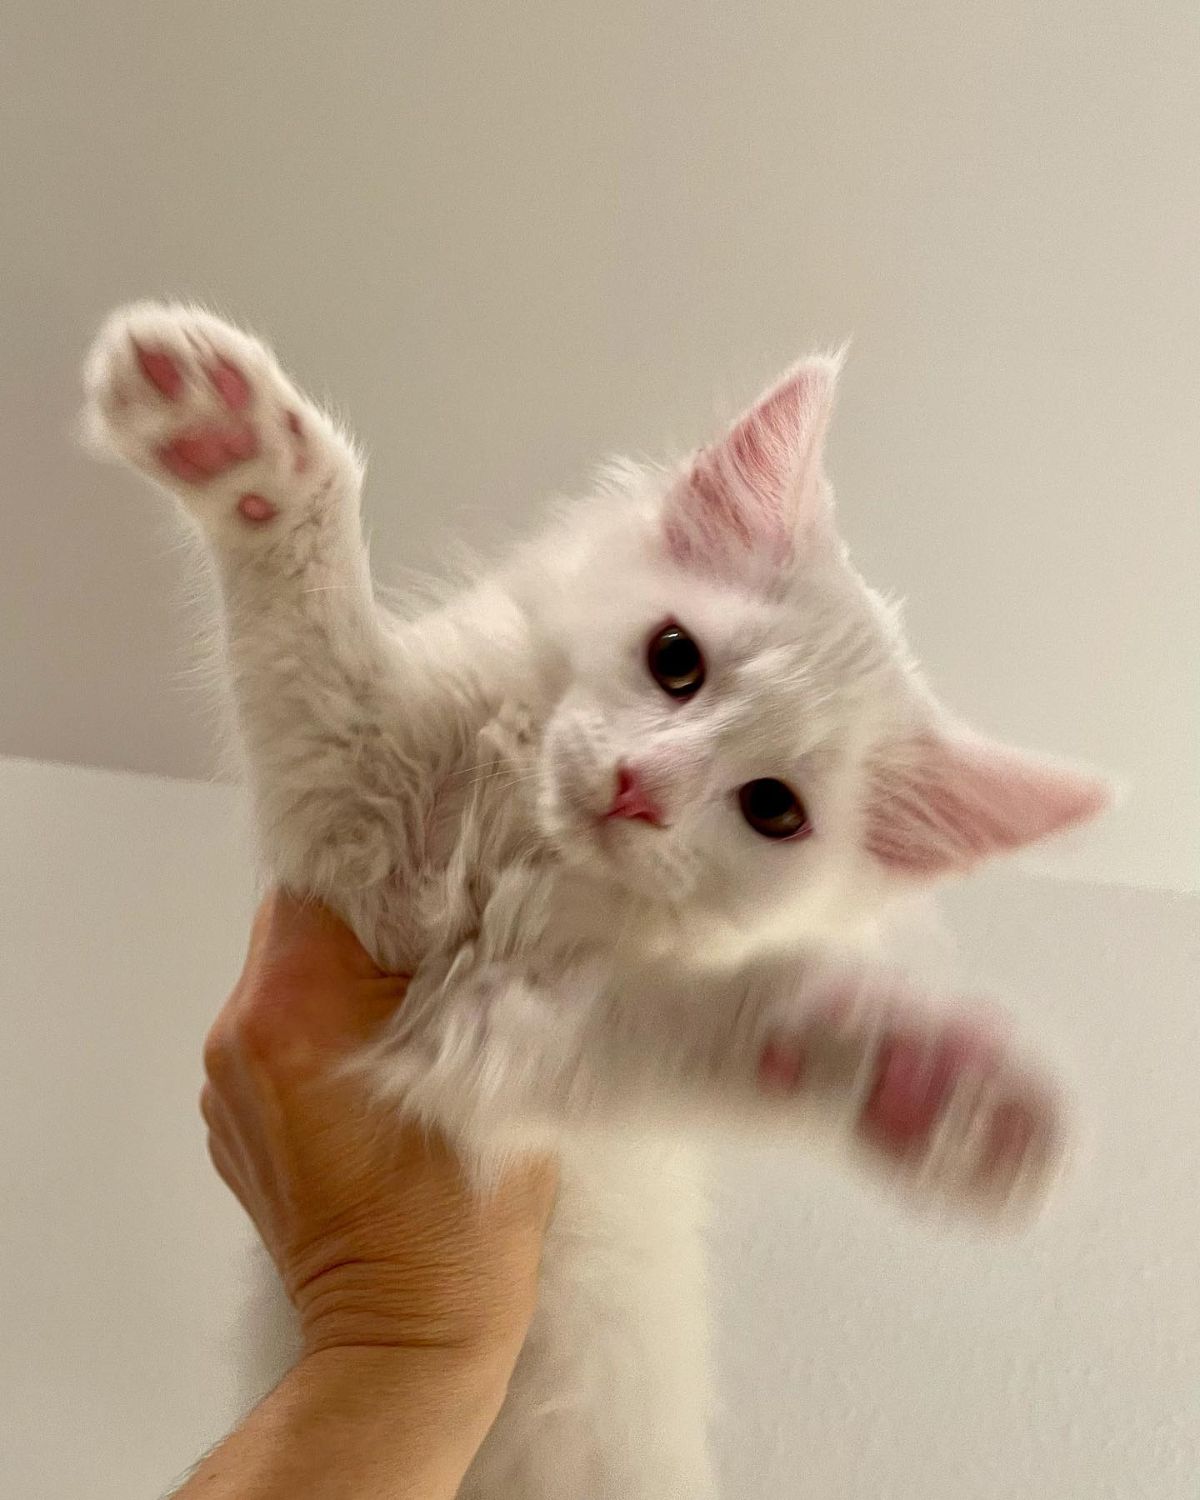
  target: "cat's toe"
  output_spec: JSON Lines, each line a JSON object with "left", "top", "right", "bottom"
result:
{"left": 863, "top": 1022, "right": 1064, "bottom": 1215}
{"left": 956, "top": 1072, "right": 1063, "bottom": 1211}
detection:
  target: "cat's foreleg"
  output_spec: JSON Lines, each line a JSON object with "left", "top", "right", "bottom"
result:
{"left": 387, "top": 956, "right": 1063, "bottom": 1215}
{"left": 85, "top": 305, "right": 424, "bottom": 903}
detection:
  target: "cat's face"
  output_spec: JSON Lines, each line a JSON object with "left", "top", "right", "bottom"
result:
{"left": 527, "top": 354, "right": 1109, "bottom": 941}
{"left": 535, "top": 534, "right": 884, "bottom": 938}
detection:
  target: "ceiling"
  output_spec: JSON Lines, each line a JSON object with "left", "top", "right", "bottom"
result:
{"left": 2, "top": 1, "right": 1196, "bottom": 893}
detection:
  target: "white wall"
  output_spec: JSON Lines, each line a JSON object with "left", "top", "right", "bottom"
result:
{"left": 713, "top": 872, "right": 1200, "bottom": 1498}
{"left": 3, "top": 756, "right": 1197, "bottom": 1499}
{"left": 0, "top": 759, "right": 253, "bottom": 1500}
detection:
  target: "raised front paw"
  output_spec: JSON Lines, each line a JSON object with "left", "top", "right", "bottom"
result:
{"left": 760, "top": 994, "right": 1064, "bottom": 1216}
{"left": 84, "top": 302, "right": 358, "bottom": 532}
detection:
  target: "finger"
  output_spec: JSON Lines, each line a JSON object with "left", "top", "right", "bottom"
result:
{"left": 248, "top": 890, "right": 279, "bottom": 955}
{"left": 265, "top": 889, "right": 384, "bottom": 982}
{"left": 199, "top": 1079, "right": 220, "bottom": 1130}
{"left": 230, "top": 891, "right": 282, "bottom": 990}
{"left": 338, "top": 971, "right": 412, "bottom": 1040}
{"left": 203, "top": 895, "right": 278, "bottom": 1067}
{"left": 205, "top": 1130, "right": 273, "bottom": 1242}
{"left": 239, "top": 894, "right": 411, "bottom": 1054}
{"left": 202, "top": 1093, "right": 252, "bottom": 1182}
{"left": 202, "top": 1016, "right": 238, "bottom": 1083}
{"left": 206, "top": 1131, "right": 243, "bottom": 1196}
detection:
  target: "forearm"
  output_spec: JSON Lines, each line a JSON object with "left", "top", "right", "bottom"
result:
{"left": 172, "top": 1347, "right": 507, "bottom": 1500}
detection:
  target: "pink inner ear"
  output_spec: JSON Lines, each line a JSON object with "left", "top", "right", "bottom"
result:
{"left": 721, "top": 373, "right": 814, "bottom": 519}
{"left": 866, "top": 732, "right": 1111, "bottom": 878}
{"left": 664, "top": 355, "right": 840, "bottom": 574}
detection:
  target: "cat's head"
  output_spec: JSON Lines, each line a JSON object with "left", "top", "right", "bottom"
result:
{"left": 521, "top": 353, "right": 1110, "bottom": 942}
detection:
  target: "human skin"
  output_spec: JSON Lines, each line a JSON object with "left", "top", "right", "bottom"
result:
{"left": 173, "top": 891, "right": 558, "bottom": 1500}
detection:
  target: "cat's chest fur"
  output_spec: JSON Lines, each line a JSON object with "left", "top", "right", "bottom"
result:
{"left": 405, "top": 700, "right": 635, "bottom": 970}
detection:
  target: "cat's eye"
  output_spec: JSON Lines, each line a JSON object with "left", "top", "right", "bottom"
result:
{"left": 646, "top": 623, "right": 706, "bottom": 700}
{"left": 738, "top": 779, "right": 811, "bottom": 841}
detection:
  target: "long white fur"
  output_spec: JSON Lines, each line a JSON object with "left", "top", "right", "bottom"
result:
{"left": 84, "top": 304, "right": 1107, "bottom": 1500}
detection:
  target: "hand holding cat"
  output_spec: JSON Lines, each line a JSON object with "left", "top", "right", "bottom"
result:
{"left": 200, "top": 891, "right": 557, "bottom": 1382}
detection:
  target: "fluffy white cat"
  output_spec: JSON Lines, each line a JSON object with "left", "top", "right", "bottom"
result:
{"left": 84, "top": 304, "right": 1109, "bottom": 1499}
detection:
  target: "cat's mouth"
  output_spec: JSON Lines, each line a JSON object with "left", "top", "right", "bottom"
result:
{"left": 573, "top": 816, "right": 681, "bottom": 903}
{"left": 540, "top": 752, "right": 679, "bottom": 892}
{"left": 592, "top": 814, "right": 666, "bottom": 855}
{"left": 557, "top": 788, "right": 669, "bottom": 866}
{"left": 539, "top": 769, "right": 697, "bottom": 901}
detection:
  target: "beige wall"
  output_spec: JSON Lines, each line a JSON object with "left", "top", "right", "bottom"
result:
{"left": 0, "top": 1, "right": 1196, "bottom": 890}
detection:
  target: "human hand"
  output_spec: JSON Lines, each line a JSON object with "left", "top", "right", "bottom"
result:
{"left": 200, "top": 891, "right": 558, "bottom": 1398}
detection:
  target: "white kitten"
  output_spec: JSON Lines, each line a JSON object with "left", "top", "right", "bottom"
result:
{"left": 85, "top": 305, "right": 1110, "bottom": 1500}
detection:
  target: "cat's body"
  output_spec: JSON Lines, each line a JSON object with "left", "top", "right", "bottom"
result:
{"left": 85, "top": 304, "right": 1109, "bottom": 1499}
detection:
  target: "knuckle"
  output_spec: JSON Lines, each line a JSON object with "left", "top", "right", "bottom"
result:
{"left": 202, "top": 1018, "right": 234, "bottom": 1079}
{"left": 236, "top": 996, "right": 289, "bottom": 1062}
{"left": 205, "top": 986, "right": 289, "bottom": 1073}
{"left": 205, "top": 1133, "right": 234, "bottom": 1189}
{"left": 198, "top": 1079, "right": 219, "bottom": 1126}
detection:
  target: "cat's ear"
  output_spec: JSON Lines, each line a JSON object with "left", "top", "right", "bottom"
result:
{"left": 864, "top": 725, "right": 1112, "bottom": 879}
{"left": 663, "top": 351, "right": 843, "bottom": 575}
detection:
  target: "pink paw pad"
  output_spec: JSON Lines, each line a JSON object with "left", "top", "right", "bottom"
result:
{"left": 237, "top": 493, "right": 277, "bottom": 524}
{"left": 862, "top": 1023, "right": 1002, "bottom": 1152}
{"left": 158, "top": 424, "right": 259, "bottom": 483}
{"left": 206, "top": 357, "right": 252, "bottom": 411}
{"left": 980, "top": 1094, "right": 1042, "bottom": 1175}
{"left": 758, "top": 1037, "right": 808, "bottom": 1092}
{"left": 134, "top": 344, "right": 183, "bottom": 399}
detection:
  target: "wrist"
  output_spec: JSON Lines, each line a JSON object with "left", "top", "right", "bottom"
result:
{"left": 293, "top": 1260, "right": 533, "bottom": 1394}
{"left": 172, "top": 1346, "right": 506, "bottom": 1500}
{"left": 296, "top": 1341, "right": 512, "bottom": 1440}
{"left": 285, "top": 1345, "right": 508, "bottom": 1494}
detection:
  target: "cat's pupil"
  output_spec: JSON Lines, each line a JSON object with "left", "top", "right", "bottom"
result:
{"left": 647, "top": 624, "right": 705, "bottom": 699}
{"left": 738, "top": 779, "right": 810, "bottom": 841}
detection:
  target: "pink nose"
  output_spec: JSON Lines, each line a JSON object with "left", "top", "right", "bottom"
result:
{"left": 605, "top": 763, "right": 665, "bottom": 827}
